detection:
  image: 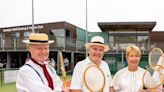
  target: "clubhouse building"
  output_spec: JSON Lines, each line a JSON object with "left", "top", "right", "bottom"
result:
{"left": 0, "top": 21, "right": 164, "bottom": 74}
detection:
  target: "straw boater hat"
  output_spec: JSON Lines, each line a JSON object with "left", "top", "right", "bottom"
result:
{"left": 22, "top": 33, "right": 54, "bottom": 44}
{"left": 85, "top": 36, "right": 109, "bottom": 52}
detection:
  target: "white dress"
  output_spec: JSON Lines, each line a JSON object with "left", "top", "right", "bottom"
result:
{"left": 111, "top": 67, "right": 151, "bottom": 92}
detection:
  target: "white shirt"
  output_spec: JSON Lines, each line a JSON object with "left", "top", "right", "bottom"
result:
{"left": 70, "top": 57, "right": 112, "bottom": 92}
{"left": 111, "top": 67, "right": 152, "bottom": 92}
{"left": 16, "top": 59, "right": 63, "bottom": 92}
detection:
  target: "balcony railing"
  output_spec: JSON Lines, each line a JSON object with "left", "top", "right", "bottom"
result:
{"left": 0, "top": 36, "right": 86, "bottom": 52}
{"left": 108, "top": 42, "right": 164, "bottom": 53}
{"left": 0, "top": 36, "right": 164, "bottom": 53}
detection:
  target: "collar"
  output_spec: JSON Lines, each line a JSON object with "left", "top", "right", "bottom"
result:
{"left": 31, "top": 58, "right": 46, "bottom": 67}
{"left": 85, "top": 57, "right": 103, "bottom": 66}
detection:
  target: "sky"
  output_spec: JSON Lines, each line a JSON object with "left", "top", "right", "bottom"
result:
{"left": 0, "top": 0, "right": 164, "bottom": 32}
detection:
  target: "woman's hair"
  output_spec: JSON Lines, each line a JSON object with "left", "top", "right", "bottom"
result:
{"left": 126, "top": 45, "right": 141, "bottom": 59}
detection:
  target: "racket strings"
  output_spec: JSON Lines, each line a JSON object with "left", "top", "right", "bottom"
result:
{"left": 149, "top": 48, "right": 164, "bottom": 66}
{"left": 83, "top": 65, "right": 106, "bottom": 92}
{"left": 143, "top": 65, "right": 163, "bottom": 90}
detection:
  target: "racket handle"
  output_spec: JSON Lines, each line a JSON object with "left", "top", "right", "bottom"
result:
{"left": 63, "top": 80, "right": 71, "bottom": 87}
{"left": 63, "top": 81, "right": 67, "bottom": 87}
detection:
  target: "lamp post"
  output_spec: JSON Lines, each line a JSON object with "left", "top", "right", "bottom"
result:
{"left": 32, "top": 0, "right": 35, "bottom": 33}
{"left": 86, "top": 0, "right": 88, "bottom": 57}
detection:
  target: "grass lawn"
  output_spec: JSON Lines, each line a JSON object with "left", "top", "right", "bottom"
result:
{"left": 0, "top": 83, "right": 17, "bottom": 92}
{"left": 0, "top": 75, "right": 72, "bottom": 92}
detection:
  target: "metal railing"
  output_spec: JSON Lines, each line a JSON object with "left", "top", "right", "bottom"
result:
{"left": 0, "top": 36, "right": 86, "bottom": 52}
{"left": 0, "top": 36, "right": 164, "bottom": 52}
{"left": 108, "top": 42, "right": 164, "bottom": 53}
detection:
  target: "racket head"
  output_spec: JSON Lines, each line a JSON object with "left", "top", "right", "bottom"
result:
{"left": 149, "top": 48, "right": 164, "bottom": 67}
{"left": 142, "top": 65, "right": 164, "bottom": 91}
{"left": 83, "top": 65, "right": 106, "bottom": 92}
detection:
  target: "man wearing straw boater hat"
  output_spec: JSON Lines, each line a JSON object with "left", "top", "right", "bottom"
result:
{"left": 70, "top": 36, "right": 112, "bottom": 92}
{"left": 16, "top": 33, "right": 66, "bottom": 92}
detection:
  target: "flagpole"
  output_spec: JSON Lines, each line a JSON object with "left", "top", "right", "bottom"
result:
{"left": 32, "top": 0, "right": 35, "bottom": 33}
{"left": 86, "top": 0, "right": 88, "bottom": 57}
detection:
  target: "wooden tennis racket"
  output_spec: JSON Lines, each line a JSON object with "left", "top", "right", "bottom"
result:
{"left": 83, "top": 63, "right": 106, "bottom": 92}
{"left": 59, "top": 51, "right": 67, "bottom": 87}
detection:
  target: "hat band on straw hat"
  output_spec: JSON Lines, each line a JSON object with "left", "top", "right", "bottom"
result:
{"left": 30, "top": 40, "right": 48, "bottom": 43}
{"left": 92, "top": 42, "right": 103, "bottom": 44}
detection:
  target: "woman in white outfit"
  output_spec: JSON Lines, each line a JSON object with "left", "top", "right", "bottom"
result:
{"left": 111, "top": 45, "right": 151, "bottom": 92}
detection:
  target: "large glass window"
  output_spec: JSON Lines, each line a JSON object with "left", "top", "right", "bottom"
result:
{"left": 137, "top": 36, "right": 148, "bottom": 43}
{"left": 137, "top": 36, "right": 148, "bottom": 50}
{"left": 11, "top": 32, "right": 20, "bottom": 37}
{"left": 114, "top": 31, "right": 137, "bottom": 33}
{"left": 50, "top": 29, "right": 65, "bottom": 47}
{"left": 0, "top": 33, "right": 2, "bottom": 38}
{"left": 115, "top": 36, "right": 137, "bottom": 43}
{"left": 0, "top": 33, "right": 5, "bottom": 48}
{"left": 109, "top": 36, "right": 114, "bottom": 49}
{"left": 66, "top": 30, "right": 70, "bottom": 38}
{"left": 23, "top": 31, "right": 31, "bottom": 37}
{"left": 137, "top": 31, "right": 149, "bottom": 34}
{"left": 76, "top": 28, "right": 86, "bottom": 49}
{"left": 65, "top": 30, "right": 74, "bottom": 47}
{"left": 117, "top": 43, "right": 136, "bottom": 50}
